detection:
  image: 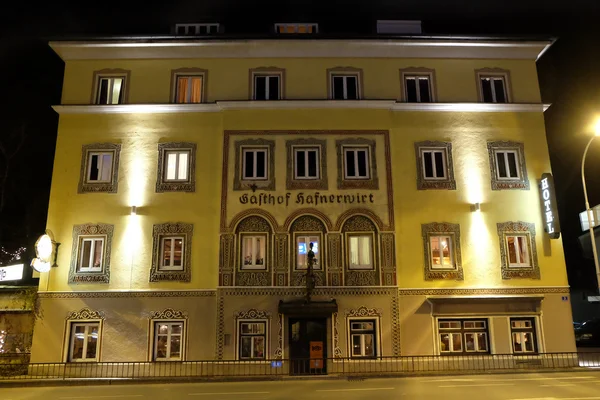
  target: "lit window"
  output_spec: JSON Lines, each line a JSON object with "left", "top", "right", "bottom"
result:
{"left": 164, "top": 150, "right": 190, "bottom": 181}
{"left": 242, "top": 235, "right": 266, "bottom": 270}
{"left": 495, "top": 150, "right": 520, "bottom": 179}
{"left": 69, "top": 322, "right": 100, "bottom": 362}
{"left": 86, "top": 152, "right": 113, "bottom": 183}
{"left": 511, "top": 318, "right": 537, "bottom": 354}
{"left": 242, "top": 148, "right": 268, "bottom": 180}
{"left": 294, "top": 147, "right": 319, "bottom": 180}
{"left": 438, "top": 319, "right": 489, "bottom": 355}
{"left": 506, "top": 235, "right": 530, "bottom": 267}
{"left": 254, "top": 75, "right": 281, "bottom": 100}
{"left": 77, "top": 237, "right": 104, "bottom": 272}
{"left": 275, "top": 23, "right": 318, "bottom": 34}
{"left": 430, "top": 235, "right": 453, "bottom": 269}
{"left": 405, "top": 76, "right": 432, "bottom": 102}
{"left": 348, "top": 235, "right": 372, "bottom": 270}
{"left": 349, "top": 320, "right": 376, "bottom": 358}
{"left": 421, "top": 148, "right": 447, "bottom": 180}
{"left": 296, "top": 236, "right": 320, "bottom": 270}
{"left": 154, "top": 322, "right": 184, "bottom": 361}
{"left": 239, "top": 321, "right": 266, "bottom": 360}
{"left": 175, "top": 76, "right": 203, "bottom": 103}
{"left": 160, "top": 236, "right": 184, "bottom": 271}
{"left": 96, "top": 77, "right": 124, "bottom": 105}
{"left": 480, "top": 76, "right": 507, "bottom": 103}
{"left": 331, "top": 75, "right": 359, "bottom": 100}
{"left": 343, "top": 147, "right": 370, "bottom": 179}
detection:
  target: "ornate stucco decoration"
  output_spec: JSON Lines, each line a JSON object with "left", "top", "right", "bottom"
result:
{"left": 234, "top": 308, "right": 272, "bottom": 320}
{"left": 66, "top": 307, "right": 105, "bottom": 321}
{"left": 68, "top": 223, "right": 114, "bottom": 284}
{"left": 345, "top": 306, "right": 382, "bottom": 317}
{"left": 150, "top": 308, "right": 188, "bottom": 320}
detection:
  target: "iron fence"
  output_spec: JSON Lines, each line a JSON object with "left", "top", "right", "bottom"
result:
{"left": 0, "top": 352, "right": 598, "bottom": 381}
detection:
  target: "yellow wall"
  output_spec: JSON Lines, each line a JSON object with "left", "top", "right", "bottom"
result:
{"left": 60, "top": 58, "right": 541, "bottom": 105}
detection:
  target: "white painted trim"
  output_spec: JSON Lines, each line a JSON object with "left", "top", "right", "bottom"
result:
{"left": 52, "top": 101, "right": 551, "bottom": 115}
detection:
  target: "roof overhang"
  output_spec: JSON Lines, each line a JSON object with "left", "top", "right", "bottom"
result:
{"left": 49, "top": 38, "right": 553, "bottom": 61}
{"left": 426, "top": 295, "right": 544, "bottom": 315}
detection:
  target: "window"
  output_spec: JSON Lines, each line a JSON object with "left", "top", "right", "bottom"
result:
{"left": 86, "top": 152, "right": 113, "bottom": 183}
{"left": 343, "top": 147, "right": 370, "bottom": 179}
{"left": 430, "top": 235, "right": 453, "bottom": 269}
{"left": 253, "top": 75, "right": 280, "bottom": 100}
{"left": 331, "top": 75, "right": 359, "bottom": 100}
{"left": 159, "top": 236, "right": 184, "bottom": 271}
{"left": 164, "top": 150, "right": 190, "bottom": 181}
{"left": 175, "top": 23, "right": 219, "bottom": 35}
{"left": 69, "top": 322, "right": 100, "bottom": 362}
{"left": 349, "top": 320, "right": 376, "bottom": 358}
{"left": 422, "top": 223, "right": 463, "bottom": 281}
{"left": 242, "top": 148, "right": 268, "bottom": 180}
{"left": 157, "top": 143, "right": 196, "bottom": 193}
{"left": 242, "top": 235, "right": 266, "bottom": 270}
{"left": 286, "top": 139, "right": 327, "bottom": 190}
{"left": 294, "top": 147, "right": 319, "bottom": 180}
{"left": 348, "top": 235, "right": 373, "bottom": 270}
{"left": 175, "top": 76, "right": 203, "bottom": 103}
{"left": 238, "top": 321, "right": 266, "bottom": 360}
{"left": 415, "top": 142, "right": 455, "bottom": 190}
{"left": 154, "top": 322, "right": 184, "bottom": 361}
{"left": 511, "top": 318, "right": 537, "bottom": 354}
{"left": 480, "top": 76, "right": 508, "bottom": 103}
{"left": 438, "top": 319, "right": 489, "bottom": 355}
{"left": 77, "top": 237, "right": 104, "bottom": 272}
{"left": 275, "top": 23, "right": 318, "bottom": 34}
{"left": 95, "top": 77, "right": 124, "bottom": 105}
{"left": 79, "top": 144, "right": 121, "bottom": 194}
{"left": 296, "top": 235, "right": 320, "bottom": 270}
{"left": 421, "top": 148, "right": 447, "bottom": 180}
{"left": 487, "top": 142, "right": 529, "bottom": 191}
{"left": 495, "top": 150, "right": 519, "bottom": 179}
{"left": 506, "top": 235, "right": 530, "bottom": 267}
{"left": 405, "top": 76, "right": 432, "bottom": 102}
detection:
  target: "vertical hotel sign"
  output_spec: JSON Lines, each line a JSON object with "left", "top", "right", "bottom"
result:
{"left": 540, "top": 173, "right": 561, "bottom": 239}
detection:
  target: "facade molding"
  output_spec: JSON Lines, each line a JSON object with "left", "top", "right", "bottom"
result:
{"left": 398, "top": 287, "right": 568, "bottom": 296}
{"left": 38, "top": 289, "right": 216, "bottom": 299}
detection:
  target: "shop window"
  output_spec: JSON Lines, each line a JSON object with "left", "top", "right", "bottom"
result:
{"left": 238, "top": 321, "right": 267, "bottom": 360}
{"left": 68, "top": 322, "right": 100, "bottom": 362}
{"left": 153, "top": 321, "right": 185, "bottom": 361}
{"left": 438, "top": 319, "right": 489, "bottom": 355}
{"left": 510, "top": 318, "right": 537, "bottom": 354}
{"left": 349, "top": 319, "right": 377, "bottom": 358}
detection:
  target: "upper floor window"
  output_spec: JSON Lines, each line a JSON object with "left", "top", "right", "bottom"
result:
{"left": 242, "top": 148, "right": 268, "bottom": 180}
{"left": 506, "top": 235, "right": 530, "bottom": 267}
{"left": 430, "top": 235, "right": 453, "bottom": 269}
{"left": 476, "top": 69, "right": 511, "bottom": 103}
{"left": 160, "top": 236, "right": 184, "bottom": 271}
{"left": 275, "top": 23, "right": 318, "bottom": 34}
{"left": 175, "top": 23, "right": 220, "bottom": 35}
{"left": 79, "top": 143, "right": 121, "bottom": 194}
{"left": 497, "top": 221, "right": 539, "bottom": 280}
{"left": 77, "top": 236, "right": 104, "bottom": 272}
{"left": 156, "top": 143, "right": 196, "bottom": 193}
{"left": 296, "top": 235, "right": 320, "bottom": 270}
{"left": 250, "top": 68, "right": 284, "bottom": 100}
{"left": 96, "top": 77, "right": 124, "bottom": 105}
{"left": 242, "top": 235, "right": 266, "bottom": 270}
{"left": 234, "top": 139, "right": 276, "bottom": 191}
{"left": 331, "top": 74, "right": 359, "bottom": 100}
{"left": 86, "top": 152, "right": 113, "bottom": 183}
{"left": 286, "top": 139, "right": 327, "bottom": 191}
{"left": 69, "top": 223, "right": 114, "bottom": 284}
{"left": 175, "top": 76, "right": 203, "bottom": 103}
{"left": 487, "top": 141, "right": 529, "bottom": 190}
{"left": 421, "top": 222, "right": 463, "bottom": 281}
{"left": 344, "top": 147, "right": 370, "bottom": 179}
{"left": 294, "top": 147, "right": 319, "bottom": 180}
{"left": 420, "top": 148, "right": 447, "bottom": 180}
{"left": 348, "top": 234, "right": 373, "bottom": 270}
{"left": 150, "top": 222, "right": 193, "bottom": 282}
{"left": 400, "top": 68, "right": 436, "bottom": 103}
{"left": 495, "top": 150, "right": 520, "bottom": 179}
{"left": 336, "top": 138, "right": 378, "bottom": 190}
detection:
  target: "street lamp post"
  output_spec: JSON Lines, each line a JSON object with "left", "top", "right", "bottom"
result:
{"left": 581, "top": 131, "right": 600, "bottom": 293}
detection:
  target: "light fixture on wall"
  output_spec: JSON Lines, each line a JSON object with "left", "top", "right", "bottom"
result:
{"left": 31, "top": 230, "right": 60, "bottom": 272}
{"left": 131, "top": 206, "right": 137, "bottom": 216}
{"left": 470, "top": 203, "right": 481, "bottom": 212}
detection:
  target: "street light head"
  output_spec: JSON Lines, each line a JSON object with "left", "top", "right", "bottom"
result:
{"left": 594, "top": 119, "right": 600, "bottom": 136}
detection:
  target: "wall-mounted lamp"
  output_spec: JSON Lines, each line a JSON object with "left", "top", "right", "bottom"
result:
{"left": 31, "top": 230, "right": 60, "bottom": 272}
{"left": 470, "top": 203, "right": 481, "bottom": 212}
{"left": 131, "top": 206, "right": 137, "bottom": 215}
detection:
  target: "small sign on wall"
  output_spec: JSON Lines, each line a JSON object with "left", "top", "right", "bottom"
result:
{"left": 540, "top": 173, "right": 561, "bottom": 239}
{"left": 309, "top": 341, "right": 324, "bottom": 369}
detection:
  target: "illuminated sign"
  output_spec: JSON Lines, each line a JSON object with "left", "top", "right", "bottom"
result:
{"left": 31, "top": 232, "right": 59, "bottom": 273}
{"left": 0, "top": 264, "right": 24, "bottom": 282}
{"left": 239, "top": 191, "right": 375, "bottom": 207}
{"left": 540, "top": 173, "right": 561, "bottom": 239}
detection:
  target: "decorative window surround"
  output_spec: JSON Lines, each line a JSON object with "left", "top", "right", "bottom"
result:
{"left": 414, "top": 141, "right": 456, "bottom": 190}
{"left": 69, "top": 223, "right": 114, "bottom": 284}
{"left": 156, "top": 142, "right": 197, "bottom": 192}
{"left": 149, "top": 308, "right": 188, "bottom": 362}
{"left": 346, "top": 306, "right": 382, "bottom": 359}
{"left": 286, "top": 138, "right": 328, "bottom": 190}
{"left": 78, "top": 143, "right": 121, "bottom": 194}
{"left": 170, "top": 68, "right": 208, "bottom": 103}
{"left": 399, "top": 67, "right": 437, "bottom": 102}
{"left": 91, "top": 68, "right": 130, "bottom": 105}
{"left": 233, "top": 139, "right": 276, "bottom": 191}
{"left": 497, "top": 221, "right": 540, "bottom": 280}
{"left": 421, "top": 222, "right": 463, "bottom": 281}
{"left": 150, "top": 222, "right": 193, "bottom": 282}
{"left": 249, "top": 67, "right": 285, "bottom": 100}
{"left": 235, "top": 309, "right": 271, "bottom": 360}
{"left": 290, "top": 215, "right": 327, "bottom": 287}
{"left": 342, "top": 215, "right": 380, "bottom": 286}
{"left": 476, "top": 68, "right": 513, "bottom": 103}
{"left": 235, "top": 216, "right": 272, "bottom": 286}
{"left": 488, "top": 141, "right": 529, "bottom": 190}
{"left": 64, "top": 307, "right": 105, "bottom": 363}
{"left": 327, "top": 67, "right": 363, "bottom": 100}
{"left": 336, "top": 138, "right": 379, "bottom": 190}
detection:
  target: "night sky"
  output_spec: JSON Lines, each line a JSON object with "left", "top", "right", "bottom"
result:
{"left": 2, "top": 0, "right": 600, "bottom": 289}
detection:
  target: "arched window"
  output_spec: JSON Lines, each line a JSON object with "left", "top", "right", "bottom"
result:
{"left": 290, "top": 215, "right": 327, "bottom": 286}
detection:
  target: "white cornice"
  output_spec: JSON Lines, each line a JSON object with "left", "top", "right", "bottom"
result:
{"left": 52, "top": 101, "right": 551, "bottom": 115}
{"left": 50, "top": 39, "right": 551, "bottom": 61}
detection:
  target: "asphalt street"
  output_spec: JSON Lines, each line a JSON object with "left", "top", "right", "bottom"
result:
{"left": 2, "top": 371, "right": 600, "bottom": 400}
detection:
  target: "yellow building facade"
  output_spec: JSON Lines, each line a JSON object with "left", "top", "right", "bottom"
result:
{"left": 30, "top": 35, "right": 576, "bottom": 373}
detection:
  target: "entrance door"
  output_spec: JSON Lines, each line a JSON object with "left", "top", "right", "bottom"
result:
{"left": 289, "top": 318, "right": 327, "bottom": 375}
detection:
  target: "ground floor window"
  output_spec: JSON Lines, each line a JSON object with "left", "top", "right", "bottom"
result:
{"left": 438, "top": 319, "right": 489, "bottom": 355}
{"left": 238, "top": 321, "right": 267, "bottom": 360}
{"left": 510, "top": 317, "right": 537, "bottom": 354}
{"left": 153, "top": 321, "right": 185, "bottom": 361}
{"left": 68, "top": 322, "right": 100, "bottom": 362}
{"left": 349, "top": 319, "right": 377, "bottom": 358}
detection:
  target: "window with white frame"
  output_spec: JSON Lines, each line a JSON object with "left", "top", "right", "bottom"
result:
{"left": 153, "top": 321, "right": 184, "bottom": 361}
{"left": 238, "top": 321, "right": 266, "bottom": 360}
{"left": 275, "top": 23, "right": 318, "bottom": 34}
{"left": 164, "top": 150, "right": 190, "bottom": 182}
{"left": 349, "top": 320, "right": 377, "bottom": 358}
{"left": 495, "top": 150, "right": 520, "bottom": 179}
{"left": 95, "top": 76, "right": 125, "bottom": 105}
{"left": 404, "top": 75, "right": 432, "bottom": 103}
{"left": 157, "top": 143, "right": 196, "bottom": 193}
{"left": 506, "top": 235, "right": 531, "bottom": 267}
{"left": 79, "top": 144, "right": 121, "bottom": 194}
{"left": 480, "top": 76, "right": 508, "bottom": 103}
{"left": 438, "top": 319, "right": 489, "bottom": 355}
{"left": 430, "top": 235, "right": 453, "bottom": 269}
{"left": 242, "top": 148, "right": 268, "bottom": 180}
{"left": 343, "top": 147, "right": 370, "bottom": 179}
{"left": 420, "top": 148, "right": 447, "bottom": 180}
{"left": 242, "top": 235, "right": 266, "bottom": 270}
{"left": 348, "top": 235, "right": 373, "bottom": 270}
{"left": 253, "top": 74, "right": 281, "bottom": 100}
{"left": 510, "top": 318, "right": 537, "bottom": 354}
{"left": 68, "top": 322, "right": 100, "bottom": 362}
{"left": 174, "top": 75, "right": 203, "bottom": 103}
{"left": 331, "top": 74, "right": 359, "bottom": 100}
{"left": 294, "top": 147, "right": 320, "bottom": 180}
{"left": 159, "top": 236, "right": 184, "bottom": 271}
{"left": 296, "top": 235, "right": 320, "bottom": 270}
{"left": 77, "top": 236, "right": 104, "bottom": 272}
{"left": 86, "top": 152, "right": 114, "bottom": 183}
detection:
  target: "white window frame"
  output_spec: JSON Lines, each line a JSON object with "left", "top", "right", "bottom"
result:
{"left": 330, "top": 74, "right": 360, "bottom": 100}
{"left": 159, "top": 236, "right": 185, "bottom": 271}
{"left": 174, "top": 75, "right": 204, "bottom": 104}
{"left": 274, "top": 23, "right": 318, "bottom": 33}
{"left": 237, "top": 319, "right": 268, "bottom": 361}
{"left": 242, "top": 147, "right": 269, "bottom": 180}
{"left": 404, "top": 75, "right": 432, "bottom": 103}
{"left": 295, "top": 234, "right": 322, "bottom": 270}
{"left": 347, "top": 234, "right": 374, "bottom": 270}
{"left": 86, "top": 151, "right": 114, "bottom": 183}
{"left": 77, "top": 236, "right": 105, "bottom": 273}
{"left": 293, "top": 146, "right": 320, "bottom": 180}
{"left": 163, "top": 150, "right": 191, "bottom": 182}
{"left": 175, "top": 23, "right": 220, "bottom": 35}
{"left": 68, "top": 321, "right": 101, "bottom": 362}
{"left": 252, "top": 74, "right": 282, "bottom": 100}
{"left": 420, "top": 148, "right": 447, "bottom": 180}
{"left": 95, "top": 76, "right": 125, "bottom": 105}
{"left": 494, "top": 149, "right": 521, "bottom": 180}
{"left": 479, "top": 75, "right": 508, "bottom": 103}
{"left": 347, "top": 318, "right": 379, "bottom": 359}
{"left": 241, "top": 234, "right": 267, "bottom": 270}
{"left": 429, "top": 235, "right": 454, "bottom": 269}
{"left": 510, "top": 318, "right": 537, "bottom": 354}
{"left": 153, "top": 320, "right": 185, "bottom": 361}
{"left": 437, "top": 318, "right": 490, "bottom": 355}
{"left": 506, "top": 234, "right": 531, "bottom": 268}
{"left": 343, "top": 147, "right": 371, "bottom": 180}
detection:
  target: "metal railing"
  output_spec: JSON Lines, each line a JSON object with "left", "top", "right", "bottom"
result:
{"left": 1, "top": 352, "right": 598, "bottom": 381}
